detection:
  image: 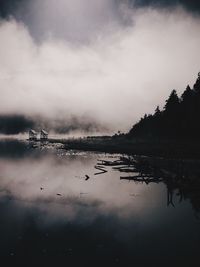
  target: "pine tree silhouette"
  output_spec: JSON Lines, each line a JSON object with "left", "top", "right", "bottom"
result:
{"left": 164, "top": 90, "right": 179, "bottom": 113}
{"left": 128, "top": 73, "right": 200, "bottom": 140}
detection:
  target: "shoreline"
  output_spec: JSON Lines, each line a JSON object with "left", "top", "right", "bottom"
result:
{"left": 2, "top": 136, "right": 200, "bottom": 161}
{"left": 48, "top": 136, "right": 200, "bottom": 160}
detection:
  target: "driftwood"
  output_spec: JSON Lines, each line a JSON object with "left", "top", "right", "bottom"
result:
{"left": 97, "top": 160, "right": 125, "bottom": 167}
{"left": 94, "top": 166, "right": 108, "bottom": 175}
{"left": 97, "top": 156, "right": 164, "bottom": 184}
{"left": 95, "top": 155, "right": 200, "bottom": 211}
{"left": 117, "top": 169, "right": 137, "bottom": 173}
{"left": 120, "top": 175, "right": 162, "bottom": 184}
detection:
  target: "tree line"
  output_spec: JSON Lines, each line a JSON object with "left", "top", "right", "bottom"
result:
{"left": 128, "top": 73, "right": 200, "bottom": 139}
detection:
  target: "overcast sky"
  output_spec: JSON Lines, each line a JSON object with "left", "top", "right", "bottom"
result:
{"left": 0, "top": 0, "right": 200, "bottom": 132}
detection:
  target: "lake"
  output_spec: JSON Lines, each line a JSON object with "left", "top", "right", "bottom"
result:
{"left": 0, "top": 140, "right": 199, "bottom": 266}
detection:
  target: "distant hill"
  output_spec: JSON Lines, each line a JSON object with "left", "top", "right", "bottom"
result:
{"left": 0, "top": 114, "right": 108, "bottom": 135}
{"left": 128, "top": 73, "right": 200, "bottom": 140}
{"left": 0, "top": 115, "right": 34, "bottom": 135}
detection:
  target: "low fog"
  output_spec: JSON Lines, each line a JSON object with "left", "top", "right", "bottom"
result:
{"left": 0, "top": 0, "right": 200, "bottom": 132}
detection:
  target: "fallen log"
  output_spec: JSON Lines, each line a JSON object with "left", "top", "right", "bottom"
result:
{"left": 120, "top": 175, "right": 162, "bottom": 184}
{"left": 94, "top": 166, "right": 108, "bottom": 175}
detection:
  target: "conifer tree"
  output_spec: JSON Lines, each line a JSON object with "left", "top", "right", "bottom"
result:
{"left": 164, "top": 90, "right": 179, "bottom": 113}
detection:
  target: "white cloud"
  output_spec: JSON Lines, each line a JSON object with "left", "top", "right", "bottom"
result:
{"left": 0, "top": 5, "right": 200, "bottom": 132}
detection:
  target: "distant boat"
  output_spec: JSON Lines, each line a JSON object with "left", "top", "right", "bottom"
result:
{"left": 40, "top": 130, "right": 48, "bottom": 141}
{"left": 29, "top": 129, "right": 37, "bottom": 141}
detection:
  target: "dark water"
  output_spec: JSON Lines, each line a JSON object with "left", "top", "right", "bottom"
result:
{"left": 0, "top": 140, "right": 200, "bottom": 266}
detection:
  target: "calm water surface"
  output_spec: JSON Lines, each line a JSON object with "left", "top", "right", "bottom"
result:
{"left": 0, "top": 140, "right": 199, "bottom": 266}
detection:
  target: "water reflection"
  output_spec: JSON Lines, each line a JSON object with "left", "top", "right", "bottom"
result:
{"left": 0, "top": 140, "right": 200, "bottom": 266}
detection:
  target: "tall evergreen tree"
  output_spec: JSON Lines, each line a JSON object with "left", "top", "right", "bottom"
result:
{"left": 164, "top": 90, "right": 180, "bottom": 113}
{"left": 181, "top": 85, "right": 193, "bottom": 102}
{"left": 193, "top": 73, "right": 200, "bottom": 93}
{"left": 154, "top": 106, "right": 161, "bottom": 116}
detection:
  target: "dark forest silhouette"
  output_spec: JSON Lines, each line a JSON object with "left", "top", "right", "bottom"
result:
{"left": 128, "top": 73, "right": 200, "bottom": 139}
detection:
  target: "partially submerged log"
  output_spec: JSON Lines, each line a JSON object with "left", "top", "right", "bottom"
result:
{"left": 120, "top": 175, "right": 162, "bottom": 184}
{"left": 112, "top": 166, "right": 137, "bottom": 172}
{"left": 94, "top": 166, "right": 108, "bottom": 175}
{"left": 97, "top": 160, "right": 125, "bottom": 167}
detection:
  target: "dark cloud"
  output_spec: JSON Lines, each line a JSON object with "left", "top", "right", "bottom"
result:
{"left": 0, "top": 0, "right": 199, "bottom": 44}
{"left": 0, "top": 0, "right": 26, "bottom": 18}
{"left": 1, "top": 1, "right": 200, "bottom": 21}
{"left": 127, "top": 0, "right": 200, "bottom": 13}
